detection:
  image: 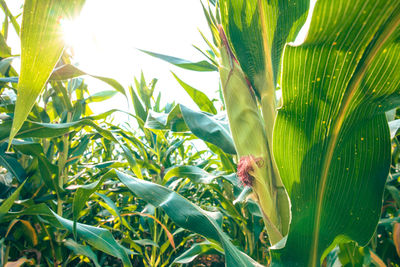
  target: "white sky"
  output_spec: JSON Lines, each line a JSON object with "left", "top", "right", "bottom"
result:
{"left": 63, "top": 0, "right": 220, "bottom": 112}
{"left": 7, "top": 0, "right": 221, "bottom": 114}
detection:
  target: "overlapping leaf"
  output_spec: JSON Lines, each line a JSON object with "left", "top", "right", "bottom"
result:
{"left": 145, "top": 104, "right": 236, "bottom": 154}
{"left": 9, "top": 0, "right": 85, "bottom": 145}
{"left": 52, "top": 211, "right": 132, "bottom": 267}
{"left": 220, "top": 0, "right": 309, "bottom": 95}
{"left": 113, "top": 170, "right": 261, "bottom": 267}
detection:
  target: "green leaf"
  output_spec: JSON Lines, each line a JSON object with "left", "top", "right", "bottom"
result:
{"left": 3, "top": 119, "right": 140, "bottom": 178}
{"left": 220, "top": 0, "right": 309, "bottom": 94}
{"left": 72, "top": 177, "right": 105, "bottom": 238}
{"left": 0, "top": 32, "right": 11, "bottom": 57}
{"left": 85, "top": 90, "right": 117, "bottom": 103}
{"left": 272, "top": 1, "right": 400, "bottom": 266}
{"left": 9, "top": 0, "right": 85, "bottom": 145}
{"left": 50, "top": 64, "right": 127, "bottom": 96}
{"left": 0, "top": 203, "right": 61, "bottom": 226}
{"left": 113, "top": 170, "right": 261, "bottom": 267}
{"left": 0, "top": 0, "right": 21, "bottom": 35}
{"left": 0, "top": 180, "right": 26, "bottom": 221}
{"left": 139, "top": 49, "right": 218, "bottom": 72}
{"left": 52, "top": 211, "right": 132, "bottom": 267}
{"left": 133, "top": 239, "right": 159, "bottom": 248}
{"left": 1, "top": 119, "right": 101, "bottom": 142}
{"left": 95, "top": 192, "right": 134, "bottom": 231}
{"left": 64, "top": 239, "right": 101, "bottom": 267}
{"left": 172, "top": 72, "right": 217, "bottom": 114}
{"left": 129, "top": 85, "right": 147, "bottom": 122}
{"left": 164, "top": 165, "right": 240, "bottom": 187}
{"left": 174, "top": 241, "right": 223, "bottom": 264}
{"left": 144, "top": 105, "right": 187, "bottom": 132}
{"left": 164, "top": 165, "right": 210, "bottom": 183}
{"left": 145, "top": 104, "right": 236, "bottom": 154}
{"left": 13, "top": 141, "right": 62, "bottom": 194}
{"left": 0, "top": 144, "right": 26, "bottom": 183}
{"left": 337, "top": 242, "right": 366, "bottom": 267}
{"left": 180, "top": 104, "right": 236, "bottom": 154}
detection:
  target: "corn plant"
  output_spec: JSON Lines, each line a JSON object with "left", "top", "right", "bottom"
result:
{"left": 3, "top": 0, "right": 400, "bottom": 266}
{"left": 143, "top": 0, "right": 400, "bottom": 266}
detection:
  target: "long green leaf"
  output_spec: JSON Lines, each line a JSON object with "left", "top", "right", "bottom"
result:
{"left": 220, "top": 0, "right": 309, "bottom": 93}
{"left": 50, "top": 64, "right": 126, "bottom": 96}
{"left": 139, "top": 49, "right": 218, "bottom": 72}
{"left": 3, "top": 119, "right": 141, "bottom": 177}
{"left": 9, "top": 0, "right": 85, "bottom": 145}
{"left": 180, "top": 104, "right": 236, "bottom": 154}
{"left": 0, "top": 180, "right": 26, "bottom": 221}
{"left": 144, "top": 104, "right": 236, "bottom": 154}
{"left": 64, "top": 239, "right": 101, "bottom": 267}
{"left": 52, "top": 211, "right": 132, "bottom": 267}
{"left": 272, "top": 1, "right": 400, "bottom": 266}
{"left": 113, "top": 170, "right": 261, "bottom": 267}
{"left": 72, "top": 177, "right": 105, "bottom": 238}
{"left": 171, "top": 72, "right": 217, "bottom": 114}
{"left": 174, "top": 241, "right": 223, "bottom": 264}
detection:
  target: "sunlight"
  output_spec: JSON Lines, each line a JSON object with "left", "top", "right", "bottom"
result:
{"left": 58, "top": 0, "right": 219, "bottom": 110}
{"left": 60, "top": 3, "right": 127, "bottom": 75}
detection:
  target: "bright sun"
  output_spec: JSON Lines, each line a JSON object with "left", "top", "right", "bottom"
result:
{"left": 58, "top": 0, "right": 220, "bottom": 111}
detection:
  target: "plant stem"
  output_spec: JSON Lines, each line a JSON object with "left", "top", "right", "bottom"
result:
{"left": 56, "top": 111, "right": 72, "bottom": 245}
{"left": 3, "top": 243, "right": 9, "bottom": 266}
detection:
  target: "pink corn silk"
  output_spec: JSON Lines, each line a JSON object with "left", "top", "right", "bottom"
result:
{"left": 237, "top": 155, "right": 263, "bottom": 187}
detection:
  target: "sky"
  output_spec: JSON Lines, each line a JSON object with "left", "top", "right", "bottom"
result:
{"left": 7, "top": 0, "right": 220, "bottom": 114}
{"left": 61, "top": 0, "right": 220, "bottom": 111}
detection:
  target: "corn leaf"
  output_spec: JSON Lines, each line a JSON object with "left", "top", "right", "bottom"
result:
{"left": 139, "top": 49, "right": 217, "bottom": 72}
{"left": 0, "top": 143, "right": 26, "bottom": 183}
{"left": 144, "top": 104, "right": 236, "bottom": 154}
{"left": 0, "top": 180, "right": 26, "bottom": 221}
{"left": 180, "top": 104, "right": 236, "bottom": 154}
{"left": 64, "top": 239, "right": 101, "bottom": 267}
{"left": 9, "top": 0, "right": 85, "bottom": 145}
{"left": 172, "top": 72, "right": 217, "bottom": 114}
{"left": 272, "top": 1, "right": 400, "bottom": 266}
{"left": 219, "top": 0, "right": 309, "bottom": 95}
{"left": 173, "top": 241, "right": 223, "bottom": 264}
{"left": 113, "top": 169, "right": 262, "bottom": 267}
{"left": 52, "top": 211, "right": 132, "bottom": 267}
{"left": 50, "top": 64, "right": 126, "bottom": 96}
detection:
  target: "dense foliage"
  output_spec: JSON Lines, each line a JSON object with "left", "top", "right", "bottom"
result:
{"left": 0, "top": 1, "right": 400, "bottom": 267}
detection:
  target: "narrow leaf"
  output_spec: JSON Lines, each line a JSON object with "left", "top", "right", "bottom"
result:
{"left": 0, "top": 180, "right": 26, "bottom": 221}
{"left": 50, "top": 64, "right": 126, "bottom": 96}
{"left": 113, "top": 170, "right": 261, "bottom": 267}
{"left": 172, "top": 72, "right": 217, "bottom": 114}
{"left": 139, "top": 49, "right": 217, "bottom": 72}
{"left": 64, "top": 239, "right": 101, "bottom": 267}
{"left": 9, "top": 0, "right": 85, "bottom": 145}
{"left": 52, "top": 211, "right": 132, "bottom": 267}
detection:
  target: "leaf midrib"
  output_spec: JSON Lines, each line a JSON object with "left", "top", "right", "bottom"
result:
{"left": 309, "top": 8, "right": 400, "bottom": 267}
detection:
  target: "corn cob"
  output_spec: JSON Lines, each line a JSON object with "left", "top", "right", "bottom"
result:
{"left": 218, "top": 25, "right": 289, "bottom": 245}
